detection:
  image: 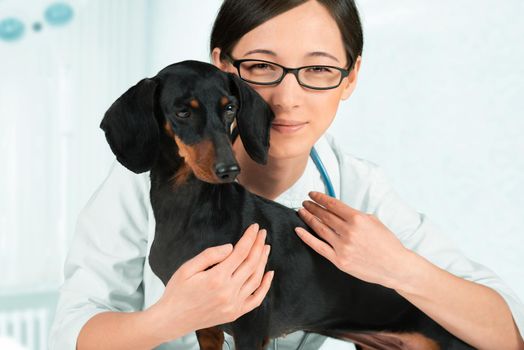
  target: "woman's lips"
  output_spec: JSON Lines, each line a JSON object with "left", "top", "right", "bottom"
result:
{"left": 271, "top": 122, "right": 308, "bottom": 134}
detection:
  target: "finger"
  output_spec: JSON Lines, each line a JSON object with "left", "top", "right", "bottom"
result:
{"left": 302, "top": 200, "right": 346, "bottom": 234}
{"left": 294, "top": 227, "right": 337, "bottom": 263}
{"left": 231, "top": 229, "right": 267, "bottom": 283}
{"left": 220, "top": 223, "right": 260, "bottom": 273}
{"left": 178, "top": 243, "right": 233, "bottom": 279}
{"left": 297, "top": 207, "right": 339, "bottom": 245}
{"left": 241, "top": 270, "right": 274, "bottom": 314}
{"left": 239, "top": 244, "right": 270, "bottom": 297}
{"left": 308, "top": 191, "right": 360, "bottom": 221}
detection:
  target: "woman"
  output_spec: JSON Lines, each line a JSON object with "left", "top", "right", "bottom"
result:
{"left": 49, "top": 0, "right": 524, "bottom": 349}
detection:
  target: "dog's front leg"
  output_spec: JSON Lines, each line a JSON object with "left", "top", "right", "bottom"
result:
{"left": 233, "top": 334, "right": 270, "bottom": 350}
{"left": 196, "top": 327, "right": 224, "bottom": 350}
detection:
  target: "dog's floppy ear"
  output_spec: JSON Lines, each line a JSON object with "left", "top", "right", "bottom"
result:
{"left": 100, "top": 78, "right": 159, "bottom": 173}
{"left": 228, "top": 73, "right": 274, "bottom": 164}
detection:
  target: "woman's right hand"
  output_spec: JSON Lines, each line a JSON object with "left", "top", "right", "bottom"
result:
{"left": 146, "top": 223, "right": 274, "bottom": 343}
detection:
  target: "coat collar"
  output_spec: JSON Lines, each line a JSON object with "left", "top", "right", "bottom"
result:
{"left": 275, "top": 134, "right": 341, "bottom": 210}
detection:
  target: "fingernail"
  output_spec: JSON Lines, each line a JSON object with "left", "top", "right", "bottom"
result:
{"left": 260, "top": 229, "right": 267, "bottom": 240}
{"left": 265, "top": 245, "right": 271, "bottom": 256}
{"left": 310, "top": 191, "right": 321, "bottom": 199}
{"left": 294, "top": 227, "right": 303, "bottom": 235}
{"left": 252, "top": 223, "right": 259, "bottom": 232}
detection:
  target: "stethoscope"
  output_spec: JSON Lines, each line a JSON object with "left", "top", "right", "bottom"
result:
{"left": 310, "top": 146, "right": 336, "bottom": 198}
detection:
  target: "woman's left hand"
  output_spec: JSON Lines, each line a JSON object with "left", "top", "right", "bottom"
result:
{"left": 295, "top": 191, "right": 413, "bottom": 289}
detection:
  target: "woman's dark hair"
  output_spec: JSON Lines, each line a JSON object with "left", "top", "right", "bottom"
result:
{"left": 210, "top": 0, "right": 363, "bottom": 70}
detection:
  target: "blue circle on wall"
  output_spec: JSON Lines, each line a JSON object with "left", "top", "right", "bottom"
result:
{"left": 44, "top": 2, "right": 74, "bottom": 26}
{"left": 33, "top": 22, "right": 43, "bottom": 32}
{"left": 0, "top": 17, "right": 25, "bottom": 42}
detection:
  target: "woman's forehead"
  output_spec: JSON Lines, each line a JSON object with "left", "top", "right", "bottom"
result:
{"left": 240, "top": 48, "right": 342, "bottom": 65}
{"left": 231, "top": 1, "right": 346, "bottom": 64}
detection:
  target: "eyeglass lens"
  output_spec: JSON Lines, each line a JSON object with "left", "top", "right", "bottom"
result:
{"left": 238, "top": 61, "right": 343, "bottom": 88}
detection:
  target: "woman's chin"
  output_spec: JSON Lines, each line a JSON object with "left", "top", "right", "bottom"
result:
{"left": 267, "top": 134, "right": 314, "bottom": 160}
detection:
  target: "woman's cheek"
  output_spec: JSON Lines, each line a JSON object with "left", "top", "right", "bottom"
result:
{"left": 309, "top": 96, "right": 339, "bottom": 133}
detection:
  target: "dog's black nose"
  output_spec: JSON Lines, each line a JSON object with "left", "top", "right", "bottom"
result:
{"left": 215, "top": 163, "right": 240, "bottom": 181}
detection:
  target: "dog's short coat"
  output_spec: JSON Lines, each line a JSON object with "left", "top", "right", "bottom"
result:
{"left": 100, "top": 60, "right": 474, "bottom": 350}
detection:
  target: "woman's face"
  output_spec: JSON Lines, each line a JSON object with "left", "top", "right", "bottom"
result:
{"left": 213, "top": 0, "right": 361, "bottom": 160}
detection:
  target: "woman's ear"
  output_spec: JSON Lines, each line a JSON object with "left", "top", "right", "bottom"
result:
{"left": 341, "top": 56, "right": 362, "bottom": 101}
{"left": 211, "top": 47, "right": 232, "bottom": 72}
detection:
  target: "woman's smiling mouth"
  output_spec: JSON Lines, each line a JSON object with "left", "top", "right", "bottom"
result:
{"left": 271, "top": 120, "right": 308, "bottom": 133}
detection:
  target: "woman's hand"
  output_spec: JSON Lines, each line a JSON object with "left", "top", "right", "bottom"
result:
{"left": 295, "top": 191, "right": 412, "bottom": 289}
{"left": 147, "top": 223, "right": 274, "bottom": 343}
{"left": 295, "top": 192, "right": 524, "bottom": 350}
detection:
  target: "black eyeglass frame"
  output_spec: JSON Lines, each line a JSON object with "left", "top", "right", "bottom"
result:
{"left": 225, "top": 55, "right": 351, "bottom": 91}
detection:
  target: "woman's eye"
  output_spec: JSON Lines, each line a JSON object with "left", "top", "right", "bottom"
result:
{"left": 247, "top": 63, "right": 273, "bottom": 71}
{"left": 308, "top": 66, "right": 331, "bottom": 73}
{"left": 175, "top": 110, "right": 191, "bottom": 118}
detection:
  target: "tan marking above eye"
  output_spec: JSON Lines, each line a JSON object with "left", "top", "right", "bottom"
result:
{"left": 190, "top": 99, "right": 199, "bottom": 108}
{"left": 220, "top": 96, "right": 229, "bottom": 107}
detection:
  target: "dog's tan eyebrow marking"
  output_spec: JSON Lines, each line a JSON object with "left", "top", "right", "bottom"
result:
{"left": 220, "top": 96, "right": 229, "bottom": 107}
{"left": 189, "top": 98, "right": 199, "bottom": 109}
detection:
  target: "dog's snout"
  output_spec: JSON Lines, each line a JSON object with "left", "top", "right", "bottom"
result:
{"left": 215, "top": 163, "right": 240, "bottom": 182}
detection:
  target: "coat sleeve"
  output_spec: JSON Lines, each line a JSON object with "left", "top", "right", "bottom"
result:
{"left": 48, "top": 161, "right": 151, "bottom": 350}
{"left": 364, "top": 163, "right": 524, "bottom": 339}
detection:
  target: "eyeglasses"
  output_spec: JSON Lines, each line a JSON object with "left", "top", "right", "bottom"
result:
{"left": 225, "top": 55, "right": 350, "bottom": 90}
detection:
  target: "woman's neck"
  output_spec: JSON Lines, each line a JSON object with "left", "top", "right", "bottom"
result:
{"left": 233, "top": 138, "right": 309, "bottom": 201}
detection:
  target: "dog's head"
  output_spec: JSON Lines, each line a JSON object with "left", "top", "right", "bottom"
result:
{"left": 100, "top": 60, "right": 274, "bottom": 184}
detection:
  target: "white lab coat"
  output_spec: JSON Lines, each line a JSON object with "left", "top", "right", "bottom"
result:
{"left": 49, "top": 134, "right": 524, "bottom": 350}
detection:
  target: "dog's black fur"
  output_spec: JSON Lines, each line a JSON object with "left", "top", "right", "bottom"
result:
{"left": 100, "top": 60, "right": 474, "bottom": 349}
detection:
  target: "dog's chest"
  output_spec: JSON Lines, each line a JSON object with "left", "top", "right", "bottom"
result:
{"left": 148, "top": 180, "right": 244, "bottom": 284}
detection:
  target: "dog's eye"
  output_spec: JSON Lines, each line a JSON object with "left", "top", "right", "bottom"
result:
{"left": 224, "top": 104, "right": 238, "bottom": 118}
{"left": 175, "top": 110, "right": 191, "bottom": 118}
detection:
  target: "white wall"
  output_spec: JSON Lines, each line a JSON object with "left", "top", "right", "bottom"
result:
{"left": 0, "top": 0, "right": 149, "bottom": 291}
{"left": 333, "top": 0, "right": 524, "bottom": 298}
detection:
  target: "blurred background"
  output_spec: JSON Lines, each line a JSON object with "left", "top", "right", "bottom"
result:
{"left": 0, "top": 0, "right": 522, "bottom": 349}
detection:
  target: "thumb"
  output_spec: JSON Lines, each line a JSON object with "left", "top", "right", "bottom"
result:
{"left": 177, "top": 244, "right": 233, "bottom": 279}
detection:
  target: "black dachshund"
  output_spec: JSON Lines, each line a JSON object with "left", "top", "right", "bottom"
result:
{"left": 100, "top": 60, "right": 474, "bottom": 350}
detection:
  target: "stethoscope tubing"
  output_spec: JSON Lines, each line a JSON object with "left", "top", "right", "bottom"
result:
{"left": 310, "top": 146, "right": 336, "bottom": 198}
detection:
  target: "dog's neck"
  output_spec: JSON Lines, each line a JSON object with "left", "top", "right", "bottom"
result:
{"left": 152, "top": 136, "right": 185, "bottom": 181}
{"left": 149, "top": 139, "right": 248, "bottom": 247}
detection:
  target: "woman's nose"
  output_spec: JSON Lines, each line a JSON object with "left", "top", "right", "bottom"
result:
{"left": 269, "top": 72, "right": 302, "bottom": 112}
